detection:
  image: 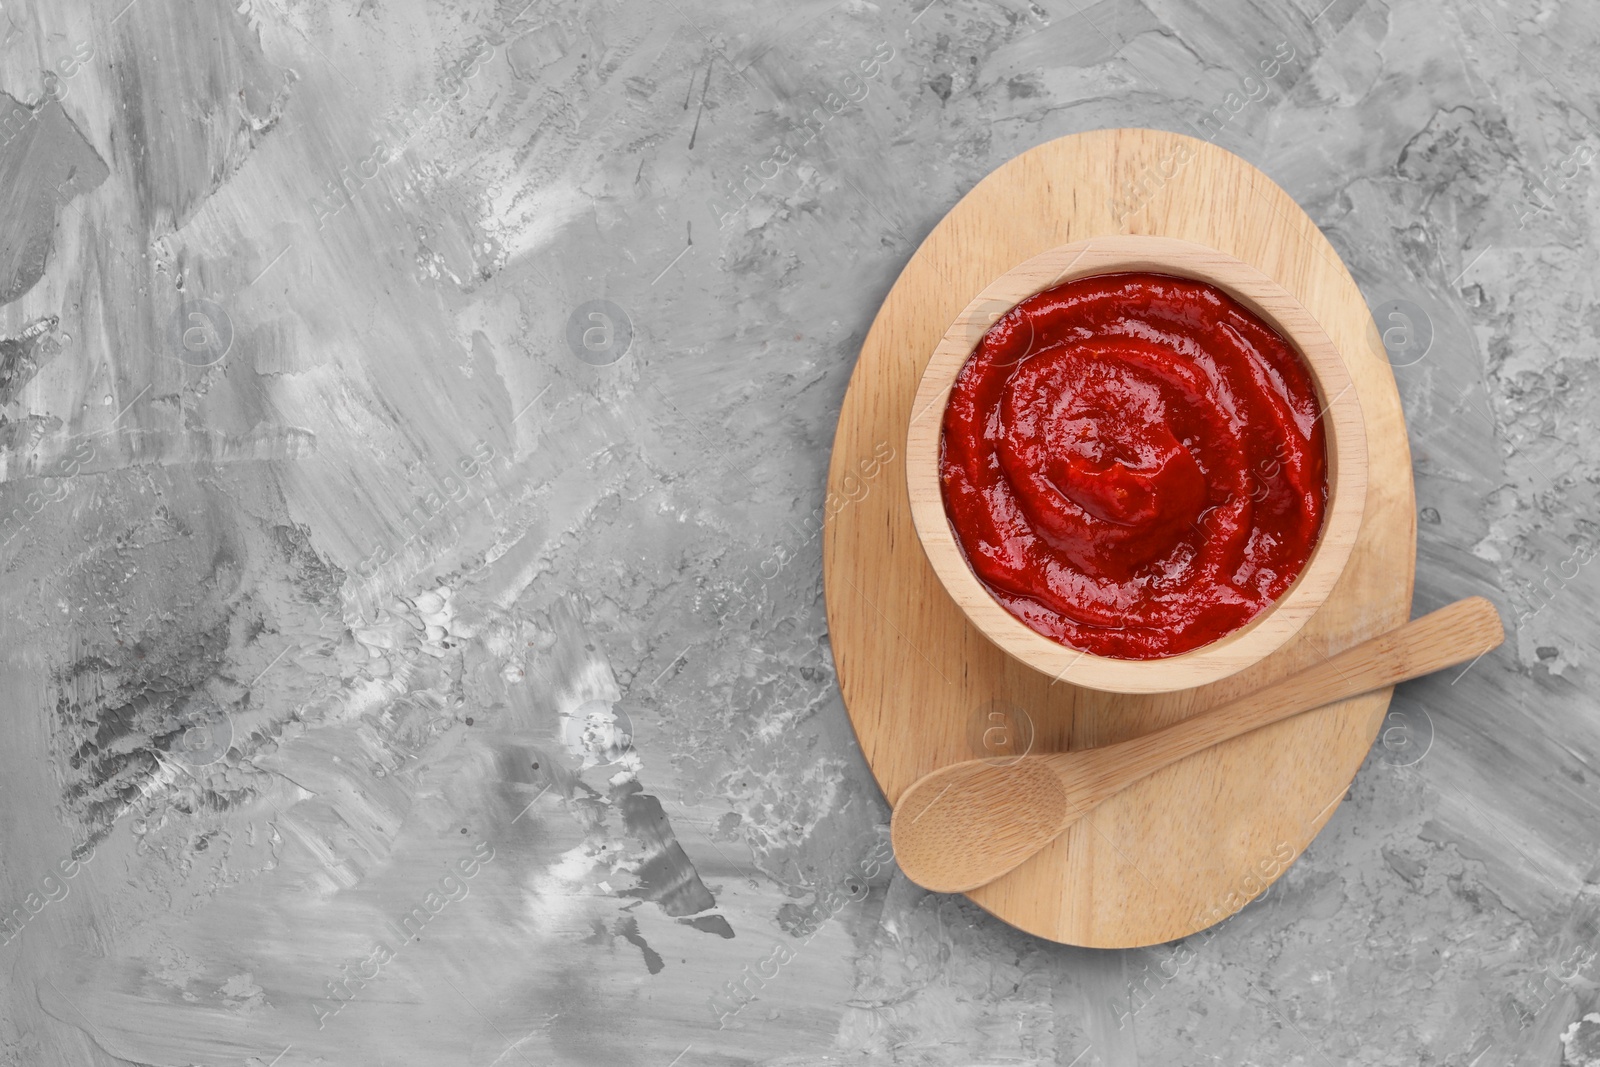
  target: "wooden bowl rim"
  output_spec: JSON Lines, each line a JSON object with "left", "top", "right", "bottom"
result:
{"left": 905, "top": 235, "right": 1369, "bottom": 694}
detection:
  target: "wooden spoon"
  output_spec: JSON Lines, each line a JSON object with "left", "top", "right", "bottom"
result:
{"left": 890, "top": 596, "right": 1504, "bottom": 894}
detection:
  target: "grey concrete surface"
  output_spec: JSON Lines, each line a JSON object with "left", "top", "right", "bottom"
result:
{"left": 0, "top": 0, "right": 1597, "bottom": 1064}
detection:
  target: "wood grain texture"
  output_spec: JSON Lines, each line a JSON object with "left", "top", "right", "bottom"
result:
{"left": 822, "top": 128, "right": 1418, "bottom": 948}
{"left": 889, "top": 598, "right": 1502, "bottom": 895}
{"left": 904, "top": 235, "right": 1369, "bottom": 693}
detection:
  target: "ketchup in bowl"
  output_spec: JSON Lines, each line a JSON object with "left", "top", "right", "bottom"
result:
{"left": 939, "top": 272, "right": 1328, "bottom": 660}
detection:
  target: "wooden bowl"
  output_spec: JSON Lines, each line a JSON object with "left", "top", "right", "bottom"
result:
{"left": 906, "top": 235, "right": 1368, "bottom": 694}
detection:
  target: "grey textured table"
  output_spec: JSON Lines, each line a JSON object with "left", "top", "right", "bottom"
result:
{"left": 0, "top": 0, "right": 1596, "bottom": 1064}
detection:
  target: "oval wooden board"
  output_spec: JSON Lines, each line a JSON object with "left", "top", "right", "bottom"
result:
{"left": 822, "top": 128, "right": 1416, "bottom": 948}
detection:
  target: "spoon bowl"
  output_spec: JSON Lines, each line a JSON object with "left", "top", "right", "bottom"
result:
{"left": 891, "top": 758, "right": 1074, "bottom": 895}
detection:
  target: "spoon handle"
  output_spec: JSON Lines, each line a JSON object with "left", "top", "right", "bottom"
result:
{"left": 1054, "top": 597, "right": 1504, "bottom": 801}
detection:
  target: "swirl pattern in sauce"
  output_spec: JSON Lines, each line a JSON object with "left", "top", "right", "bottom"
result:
{"left": 939, "top": 272, "right": 1328, "bottom": 659}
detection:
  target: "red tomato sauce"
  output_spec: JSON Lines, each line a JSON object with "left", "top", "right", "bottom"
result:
{"left": 939, "top": 272, "right": 1328, "bottom": 659}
